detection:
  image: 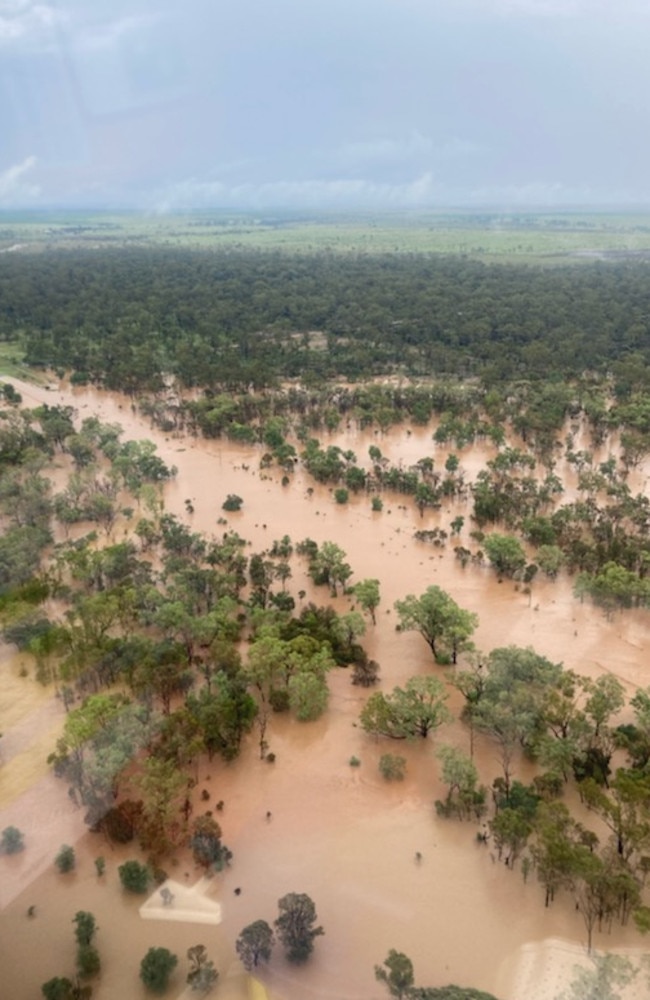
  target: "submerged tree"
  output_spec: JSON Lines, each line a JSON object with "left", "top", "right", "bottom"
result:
{"left": 235, "top": 920, "right": 275, "bottom": 971}
{"left": 274, "top": 892, "right": 324, "bottom": 964}
{"left": 0, "top": 825, "right": 25, "bottom": 854}
{"left": 394, "top": 586, "right": 477, "bottom": 664}
{"left": 375, "top": 950, "right": 414, "bottom": 999}
{"left": 186, "top": 945, "right": 219, "bottom": 994}
{"left": 139, "top": 947, "right": 178, "bottom": 994}
{"left": 354, "top": 578, "right": 381, "bottom": 624}
{"left": 360, "top": 676, "right": 451, "bottom": 740}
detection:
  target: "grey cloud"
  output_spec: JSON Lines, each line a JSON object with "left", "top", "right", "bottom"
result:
{"left": 150, "top": 173, "right": 438, "bottom": 213}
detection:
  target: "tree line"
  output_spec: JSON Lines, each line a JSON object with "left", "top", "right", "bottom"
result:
{"left": 2, "top": 247, "right": 650, "bottom": 388}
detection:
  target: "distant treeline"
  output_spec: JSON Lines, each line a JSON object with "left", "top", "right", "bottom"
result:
{"left": 2, "top": 247, "right": 650, "bottom": 390}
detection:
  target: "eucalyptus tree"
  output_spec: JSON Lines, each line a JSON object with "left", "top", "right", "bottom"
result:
{"left": 394, "top": 585, "right": 477, "bottom": 665}
{"left": 360, "top": 676, "right": 451, "bottom": 740}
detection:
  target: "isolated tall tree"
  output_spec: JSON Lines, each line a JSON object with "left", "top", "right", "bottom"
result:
{"left": 354, "top": 578, "right": 381, "bottom": 624}
{"left": 236, "top": 920, "right": 275, "bottom": 971}
{"left": 274, "top": 892, "right": 324, "bottom": 964}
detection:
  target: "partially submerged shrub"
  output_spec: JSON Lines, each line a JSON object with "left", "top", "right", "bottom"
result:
{"left": 379, "top": 754, "right": 407, "bottom": 781}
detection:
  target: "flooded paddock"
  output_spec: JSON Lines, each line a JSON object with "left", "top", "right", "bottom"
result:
{"left": 1, "top": 378, "right": 650, "bottom": 1000}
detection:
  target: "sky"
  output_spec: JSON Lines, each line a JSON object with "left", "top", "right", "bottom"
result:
{"left": 1, "top": 0, "right": 650, "bottom": 211}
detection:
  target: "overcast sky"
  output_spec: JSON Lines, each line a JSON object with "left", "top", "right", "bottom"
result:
{"left": 1, "top": 0, "right": 650, "bottom": 211}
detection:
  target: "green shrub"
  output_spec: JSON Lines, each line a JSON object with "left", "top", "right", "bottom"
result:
{"left": 1, "top": 825, "right": 25, "bottom": 854}
{"left": 118, "top": 859, "right": 150, "bottom": 894}
{"left": 140, "top": 947, "right": 178, "bottom": 994}
{"left": 76, "top": 944, "right": 101, "bottom": 978}
{"left": 222, "top": 494, "right": 243, "bottom": 512}
{"left": 55, "top": 845, "right": 75, "bottom": 873}
{"left": 379, "top": 754, "right": 407, "bottom": 781}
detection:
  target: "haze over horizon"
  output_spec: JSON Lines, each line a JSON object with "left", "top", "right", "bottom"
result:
{"left": 1, "top": 0, "right": 649, "bottom": 212}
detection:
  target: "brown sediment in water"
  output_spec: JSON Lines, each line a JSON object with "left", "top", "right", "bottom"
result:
{"left": 1, "top": 377, "right": 650, "bottom": 999}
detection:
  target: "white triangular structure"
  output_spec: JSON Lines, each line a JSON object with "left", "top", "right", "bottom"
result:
{"left": 139, "top": 876, "right": 222, "bottom": 924}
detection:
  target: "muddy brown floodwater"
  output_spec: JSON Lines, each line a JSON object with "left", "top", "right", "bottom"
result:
{"left": 1, "top": 378, "right": 650, "bottom": 1000}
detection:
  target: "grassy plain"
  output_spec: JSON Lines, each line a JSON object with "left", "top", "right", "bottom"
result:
{"left": 3, "top": 209, "right": 650, "bottom": 261}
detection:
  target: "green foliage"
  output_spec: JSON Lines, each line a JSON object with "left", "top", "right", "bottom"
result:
{"left": 304, "top": 540, "right": 353, "bottom": 596}
{"left": 118, "top": 859, "right": 150, "bottom": 894}
{"left": 76, "top": 945, "right": 100, "bottom": 979}
{"left": 333, "top": 487, "right": 349, "bottom": 504}
{"left": 360, "top": 675, "right": 451, "bottom": 740}
{"left": 483, "top": 533, "right": 527, "bottom": 578}
{"left": 378, "top": 754, "right": 407, "bottom": 781}
{"left": 274, "top": 892, "right": 324, "bottom": 964}
{"left": 536, "top": 544, "right": 565, "bottom": 578}
{"left": 575, "top": 562, "right": 650, "bottom": 612}
{"left": 0, "top": 524, "right": 51, "bottom": 595}
{"left": 2, "top": 610, "right": 52, "bottom": 650}
{"left": 489, "top": 807, "right": 534, "bottom": 868}
{"left": 187, "top": 674, "right": 257, "bottom": 761}
{"left": 375, "top": 950, "right": 414, "bottom": 998}
{"left": 288, "top": 670, "right": 329, "bottom": 721}
{"left": 235, "top": 920, "right": 275, "bottom": 971}
{"left": 221, "top": 494, "right": 243, "bottom": 512}
{"left": 1, "top": 825, "right": 25, "bottom": 853}
{"left": 139, "top": 947, "right": 178, "bottom": 994}
{"left": 48, "top": 694, "right": 154, "bottom": 829}
{"left": 435, "top": 745, "right": 485, "bottom": 820}
{"left": 41, "top": 981, "right": 70, "bottom": 1000}
{"left": 189, "top": 815, "right": 232, "bottom": 872}
{"left": 73, "top": 912, "right": 97, "bottom": 948}
{"left": 186, "top": 945, "right": 219, "bottom": 994}
{"left": 354, "top": 578, "right": 381, "bottom": 624}
{"left": 55, "top": 845, "right": 75, "bottom": 873}
{"left": 351, "top": 657, "right": 380, "bottom": 687}
{"left": 394, "top": 585, "right": 477, "bottom": 664}
{"left": 471, "top": 646, "right": 565, "bottom": 778}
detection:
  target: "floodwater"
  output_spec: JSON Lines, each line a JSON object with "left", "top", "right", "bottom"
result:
{"left": 1, "top": 378, "right": 650, "bottom": 1000}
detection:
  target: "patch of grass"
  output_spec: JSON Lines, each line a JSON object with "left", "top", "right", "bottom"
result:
{"left": 4, "top": 209, "right": 650, "bottom": 263}
{"left": 0, "top": 340, "right": 40, "bottom": 381}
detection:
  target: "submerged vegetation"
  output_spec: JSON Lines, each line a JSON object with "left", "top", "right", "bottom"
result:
{"left": 5, "top": 214, "right": 650, "bottom": 998}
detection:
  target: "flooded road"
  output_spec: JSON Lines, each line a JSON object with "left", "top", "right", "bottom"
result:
{"left": 1, "top": 378, "right": 650, "bottom": 999}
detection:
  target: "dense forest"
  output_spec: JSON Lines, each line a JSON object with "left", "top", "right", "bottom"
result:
{"left": 2, "top": 248, "right": 650, "bottom": 390}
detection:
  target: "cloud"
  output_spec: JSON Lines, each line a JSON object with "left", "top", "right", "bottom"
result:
{"left": 150, "top": 173, "right": 439, "bottom": 213}
{"left": 0, "top": 1, "right": 64, "bottom": 46}
{"left": 70, "top": 13, "right": 160, "bottom": 53}
{"left": 0, "top": 155, "right": 41, "bottom": 206}
{"left": 0, "top": 2, "right": 159, "bottom": 54}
